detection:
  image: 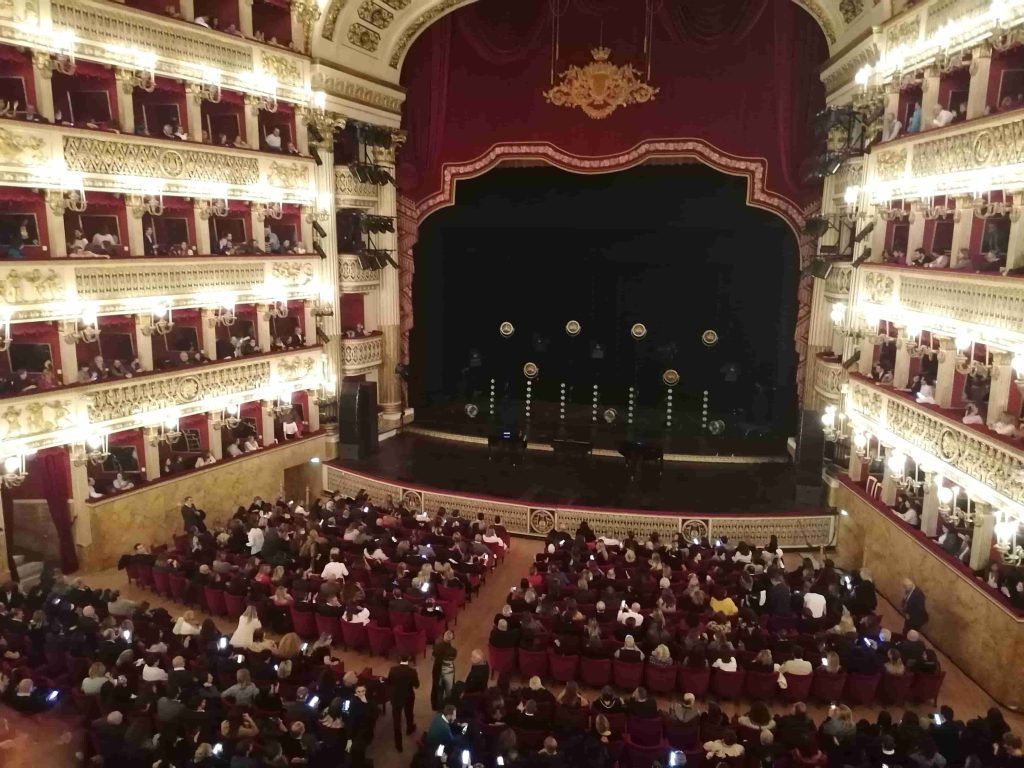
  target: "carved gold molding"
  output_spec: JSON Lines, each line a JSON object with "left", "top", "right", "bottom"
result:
{"left": 340, "top": 334, "right": 384, "bottom": 373}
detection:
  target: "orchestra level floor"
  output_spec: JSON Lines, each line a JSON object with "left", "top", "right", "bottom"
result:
{"left": 8, "top": 542, "right": 1023, "bottom": 768}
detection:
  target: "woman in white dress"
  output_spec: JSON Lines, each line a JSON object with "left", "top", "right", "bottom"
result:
{"left": 230, "top": 605, "right": 262, "bottom": 649}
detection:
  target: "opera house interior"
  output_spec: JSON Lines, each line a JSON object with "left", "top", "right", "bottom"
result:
{"left": 0, "top": 0, "right": 1023, "bottom": 766}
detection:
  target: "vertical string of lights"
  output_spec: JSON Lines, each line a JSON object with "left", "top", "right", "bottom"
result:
{"left": 701, "top": 390, "right": 710, "bottom": 431}
{"left": 559, "top": 382, "right": 567, "bottom": 421}
{"left": 489, "top": 378, "right": 496, "bottom": 417}
{"left": 549, "top": 0, "right": 571, "bottom": 84}
{"left": 627, "top": 386, "right": 636, "bottom": 426}
{"left": 643, "top": 0, "right": 663, "bottom": 82}
{"left": 592, "top": 384, "right": 600, "bottom": 423}
{"left": 665, "top": 386, "right": 673, "bottom": 429}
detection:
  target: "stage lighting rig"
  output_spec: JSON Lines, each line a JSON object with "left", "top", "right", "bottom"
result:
{"left": 312, "top": 220, "right": 327, "bottom": 239}
{"left": 802, "top": 104, "right": 871, "bottom": 181}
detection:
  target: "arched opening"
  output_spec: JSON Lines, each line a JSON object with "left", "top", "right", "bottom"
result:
{"left": 411, "top": 163, "right": 799, "bottom": 445}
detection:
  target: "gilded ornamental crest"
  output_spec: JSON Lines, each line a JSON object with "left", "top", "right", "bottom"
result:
{"left": 544, "top": 47, "right": 659, "bottom": 120}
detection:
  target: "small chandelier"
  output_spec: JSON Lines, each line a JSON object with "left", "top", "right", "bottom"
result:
{"left": 141, "top": 305, "right": 174, "bottom": 337}
{"left": 969, "top": 190, "right": 1019, "bottom": 221}
{"left": 209, "top": 298, "right": 236, "bottom": 327}
{"left": 0, "top": 453, "right": 30, "bottom": 488}
{"left": 267, "top": 391, "right": 294, "bottom": 418}
{"left": 915, "top": 196, "right": 959, "bottom": 221}
{"left": 198, "top": 197, "right": 229, "bottom": 219}
{"left": 63, "top": 307, "right": 101, "bottom": 344}
{"left": 63, "top": 189, "right": 87, "bottom": 214}
{"left": 149, "top": 415, "right": 182, "bottom": 446}
{"left": 820, "top": 405, "right": 843, "bottom": 442}
{"left": 198, "top": 65, "right": 222, "bottom": 103}
{"left": 954, "top": 333, "right": 991, "bottom": 376}
{"left": 264, "top": 300, "right": 289, "bottom": 320}
{"left": 73, "top": 433, "right": 110, "bottom": 466}
{"left": 876, "top": 201, "right": 910, "bottom": 222}
{"left": 254, "top": 201, "right": 283, "bottom": 221}
{"left": 213, "top": 402, "right": 242, "bottom": 430}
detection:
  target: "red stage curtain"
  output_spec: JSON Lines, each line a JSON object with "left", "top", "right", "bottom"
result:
{"left": 659, "top": 0, "right": 768, "bottom": 47}
{"left": 41, "top": 449, "right": 78, "bottom": 573}
{"left": 0, "top": 187, "right": 43, "bottom": 204}
{"left": 1, "top": 485, "right": 17, "bottom": 581}
{"left": 455, "top": 3, "right": 549, "bottom": 66}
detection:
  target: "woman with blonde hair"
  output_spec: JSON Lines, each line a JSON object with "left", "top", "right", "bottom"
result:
{"left": 81, "top": 661, "right": 108, "bottom": 695}
{"left": 820, "top": 650, "right": 842, "bottom": 674}
{"left": 276, "top": 632, "right": 303, "bottom": 660}
{"left": 884, "top": 648, "right": 906, "bottom": 676}
{"left": 173, "top": 610, "right": 201, "bottom": 636}
{"left": 221, "top": 668, "right": 259, "bottom": 706}
{"left": 229, "top": 605, "right": 262, "bottom": 648}
{"left": 649, "top": 644, "right": 674, "bottom": 667}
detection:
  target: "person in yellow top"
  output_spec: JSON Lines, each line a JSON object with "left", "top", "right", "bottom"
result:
{"left": 708, "top": 586, "right": 739, "bottom": 617}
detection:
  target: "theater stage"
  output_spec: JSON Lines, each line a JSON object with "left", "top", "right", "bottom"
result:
{"left": 334, "top": 429, "right": 803, "bottom": 515}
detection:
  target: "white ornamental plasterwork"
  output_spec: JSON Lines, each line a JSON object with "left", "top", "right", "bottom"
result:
{"left": 335, "top": 166, "right": 379, "bottom": 204}
{"left": 709, "top": 516, "right": 834, "bottom": 549}
{"left": 340, "top": 335, "right": 384, "bottom": 373}
{"left": 814, "top": 357, "right": 845, "bottom": 401}
{"left": 529, "top": 509, "right": 556, "bottom": 535}
{"left": 839, "top": 0, "right": 863, "bottom": 24}
{"left": 324, "top": 467, "right": 395, "bottom": 502}
{"left": 387, "top": 0, "right": 468, "bottom": 68}
{"left": 848, "top": 380, "right": 885, "bottom": 422}
{"left": 260, "top": 53, "right": 302, "bottom": 87}
{"left": 75, "top": 263, "right": 266, "bottom": 301}
{"left": 0, "top": 399, "right": 75, "bottom": 441}
{"left": 861, "top": 270, "right": 896, "bottom": 304}
{"left": 0, "top": 267, "right": 65, "bottom": 304}
{"left": 0, "top": 126, "right": 46, "bottom": 165}
{"left": 87, "top": 361, "right": 272, "bottom": 423}
{"left": 347, "top": 22, "right": 381, "bottom": 51}
{"left": 824, "top": 263, "right": 853, "bottom": 299}
{"left": 312, "top": 72, "right": 404, "bottom": 115}
{"left": 63, "top": 136, "right": 260, "bottom": 186}
{"left": 267, "top": 162, "right": 310, "bottom": 190}
{"left": 400, "top": 489, "right": 423, "bottom": 512}
{"left": 50, "top": 0, "right": 252, "bottom": 74}
{"left": 339, "top": 255, "right": 381, "bottom": 292}
{"left": 885, "top": 15, "right": 921, "bottom": 55}
{"left": 925, "top": 0, "right": 989, "bottom": 36}
{"left": 275, "top": 355, "right": 319, "bottom": 382}
{"left": 873, "top": 148, "right": 908, "bottom": 182}
{"left": 357, "top": 0, "right": 394, "bottom": 28}
{"left": 270, "top": 261, "right": 316, "bottom": 287}
{"left": 898, "top": 275, "right": 1024, "bottom": 337}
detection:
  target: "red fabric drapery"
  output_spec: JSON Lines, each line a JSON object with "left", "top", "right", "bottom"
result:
{"left": 658, "top": 0, "right": 769, "bottom": 47}
{"left": 1, "top": 486, "right": 17, "bottom": 581}
{"left": 454, "top": 4, "right": 549, "bottom": 66}
{"left": 82, "top": 192, "right": 124, "bottom": 212}
{"left": 40, "top": 448, "right": 77, "bottom": 573}
{"left": 0, "top": 44, "right": 30, "bottom": 64}
{"left": 70, "top": 61, "right": 115, "bottom": 81}
{"left": 0, "top": 187, "right": 43, "bottom": 205}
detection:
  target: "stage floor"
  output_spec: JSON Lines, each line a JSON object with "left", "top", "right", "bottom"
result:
{"left": 338, "top": 431, "right": 805, "bottom": 514}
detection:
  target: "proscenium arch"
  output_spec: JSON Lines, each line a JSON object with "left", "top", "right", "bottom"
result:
{"left": 319, "top": 0, "right": 840, "bottom": 75}
{"left": 395, "top": 139, "right": 821, "bottom": 407}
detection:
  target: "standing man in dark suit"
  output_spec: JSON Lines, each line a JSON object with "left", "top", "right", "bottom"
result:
{"left": 387, "top": 654, "right": 420, "bottom": 752}
{"left": 901, "top": 577, "right": 928, "bottom": 633}
{"left": 765, "top": 572, "right": 792, "bottom": 616}
{"left": 180, "top": 496, "right": 206, "bottom": 533}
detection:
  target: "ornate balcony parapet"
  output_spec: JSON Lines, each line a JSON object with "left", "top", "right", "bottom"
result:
{"left": 334, "top": 166, "right": 379, "bottom": 209}
{"left": 340, "top": 333, "right": 383, "bottom": 375}
{"left": 867, "top": 109, "right": 1024, "bottom": 201}
{"left": 0, "top": 122, "right": 315, "bottom": 203}
{"left": 3, "top": 256, "right": 320, "bottom": 322}
{"left": 0, "top": 0, "right": 311, "bottom": 105}
{"left": 857, "top": 265, "right": 1024, "bottom": 349}
{"left": 339, "top": 255, "right": 380, "bottom": 293}
{"left": 339, "top": 333, "right": 385, "bottom": 376}
{"left": 813, "top": 354, "right": 845, "bottom": 404}
{"left": 824, "top": 262, "right": 854, "bottom": 301}
{"left": 0, "top": 348, "right": 323, "bottom": 453}
{"left": 846, "top": 376, "right": 1024, "bottom": 515}
{"left": 324, "top": 465, "right": 837, "bottom": 544}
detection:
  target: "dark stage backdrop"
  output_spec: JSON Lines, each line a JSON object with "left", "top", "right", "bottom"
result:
{"left": 411, "top": 165, "right": 799, "bottom": 436}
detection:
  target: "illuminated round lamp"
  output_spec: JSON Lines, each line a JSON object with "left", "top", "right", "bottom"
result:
{"left": 630, "top": 323, "right": 648, "bottom": 340}
{"left": 830, "top": 302, "right": 846, "bottom": 325}
{"left": 1013, "top": 352, "right": 1024, "bottom": 376}
{"left": 3, "top": 456, "right": 20, "bottom": 474}
{"left": 701, "top": 329, "right": 719, "bottom": 347}
{"left": 936, "top": 486, "right": 954, "bottom": 507}
{"left": 662, "top": 369, "right": 680, "bottom": 386}
{"left": 853, "top": 433, "right": 867, "bottom": 450}
{"left": 603, "top": 408, "right": 618, "bottom": 424}
{"left": 499, "top": 321, "right": 515, "bottom": 338}
{"left": 565, "top": 319, "right": 581, "bottom": 337}
{"left": 954, "top": 332, "right": 972, "bottom": 352}
{"left": 464, "top": 404, "right": 479, "bottom": 419}
{"left": 886, "top": 451, "right": 906, "bottom": 475}
{"left": 995, "top": 517, "right": 1019, "bottom": 546}
{"left": 523, "top": 362, "right": 539, "bottom": 379}
{"left": 708, "top": 419, "right": 725, "bottom": 435}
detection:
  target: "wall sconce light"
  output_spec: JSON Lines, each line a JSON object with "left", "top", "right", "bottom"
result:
{"left": 210, "top": 297, "right": 237, "bottom": 327}
{"left": 213, "top": 402, "right": 242, "bottom": 430}
{"left": 127, "top": 49, "right": 157, "bottom": 92}
{"left": 0, "top": 451, "right": 31, "bottom": 488}
{"left": 267, "top": 390, "right": 294, "bottom": 418}
{"left": 820, "top": 405, "right": 840, "bottom": 441}
{"left": 247, "top": 73, "right": 278, "bottom": 113}
{"left": 995, "top": 512, "right": 1021, "bottom": 552}
{"left": 853, "top": 431, "right": 868, "bottom": 455}
{"left": 72, "top": 432, "right": 110, "bottom": 466}
{"left": 52, "top": 28, "right": 76, "bottom": 75}
{"left": 254, "top": 201, "right": 283, "bottom": 221}
{"left": 877, "top": 201, "right": 910, "bottom": 222}
{"left": 970, "top": 190, "right": 1019, "bottom": 221}
{"left": 198, "top": 66, "right": 222, "bottom": 103}
{"left": 141, "top": 305, "right": 174, "bottom": 336}
{"left": 263, "top": 300, "right": 289, "bottom": 320}
{"left": 197, "top": 197, "right": 229, "bottom": 219}
{"left": 149, "top": 415, "right": 182, "bottom": 446}
{"left": 63, "top": 305, "right": 100, "bottom": 344}
{"left": 915, "top": 195, "right": 959, "bottom": 221}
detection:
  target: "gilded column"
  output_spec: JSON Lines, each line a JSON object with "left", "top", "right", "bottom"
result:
{"left": 969, "top": 502, "right": 995, "bottom": 571}
{"left": 207, "top": 413, "right": 224, "bottom": 459}
{"left": 950, "top": 197, "right": 972, "bottom": 267}
{"left": 933, "top": 336, "right": 958, "bottom": 408}
{"left": 920, "top": 67, "right": 940, "bottom": 129}
{"left": 44, "top": 190, "right": 68, "bottom": 257}
{"left": 243, "top": 95, "right": 262, "bottom": 149}
{"left": 967, "top": 45, "right": 992, "bottom": 120}
{"left": 185, "top": 83, "right": 205, "bottom": 142}
{"left": 124, "top": 196, "right": 146, "bottom": 255}
{"left": 114, "top": 68, "right": 137, "bottom": 135}
{"left": 260, "top": 401, "right": 277, "bottom": 447}
{"left": 31, "top": 52, "right": 55, "bottom": 122}
{"left": 987, "top": 351, "right": 1015, "bottom": 428}
{"left": 920, "top": 471, "right": 940, "bottom": 538}
{"left": 256, "top": 304, "right": 272, "bottom": 352}
{"left": 200, "top": 309, "right": 219, "bottom": 360}
{"left": 133, "top": 314, "right": 156, "bottom": 371}
{"left": 240, "top": 0, "right": 255, "bottom": 37}
{"left": 194, "top": 200, "right": 213, "bottom": 254}
{"left": 892, "top": 329, "right": 911, "bottom": 389}
{"left": 143, "top": 430, "right": 161, "bottom": 482}
{"left": 375, "top": 145, "right": 402, "bottom": 419}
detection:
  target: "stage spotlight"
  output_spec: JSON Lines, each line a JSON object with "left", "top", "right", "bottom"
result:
{"left": 603, "top": 408, "right": 617, "bottom": 424}
{"left": 809, "top": 257, "right": 833, "bottom": 280}
{"left": 311, "top": 146, "right": 323, "bottom": 166}
{"left": 708, "top": 419, "right": 725, "bottom": 435}
{"left": 852, "top": 247, "right": 873, "bottom": 267}
{"left": 841, "top": 349, "right": 862, "bottom": 370}
{"left": 465, "top": 404, "right": 479, "bottom": 419}
{"left": 308, "top": 125, "right": 324, "bottom": 144}
{"left": 853, "top": 220, "right": 876, "bottom": 243}
{"left": 313, "top": 242, "right": 327, "bottom": 260}
{"left": 312, "top": 220, "right": 327, "bottom": 239}
{"left": 803, "top": 215, "right": 832, "bottom": 238}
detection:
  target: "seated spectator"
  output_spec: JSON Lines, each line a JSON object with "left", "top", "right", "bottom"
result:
{"left": 780, "top": 650, "right": 812, "bottom": 676}
{"left": 649, "top": 643, "right": 674, "bottom": 667}
{"left": 221, "top": 668, "right": 259, "bottom": 707}
{"left": 666, "top": 692, "right": 701, "bottom": 723}
{"left": 704, "top": 729, "right": 745, "bottom": 759}
{"left": 737, "top": 701, "right": 776, "bottom": 733}
{"left": 615, "top": 635, "right": 645, "bottom": 663}
{"left": 626, "top": 687, "right": 658, "bottom": 717}
{"left": 709, "top": 586, "right": 739, "bottom": 616}
{"left": 81, "top": 661, "right": 109, "bottom": 695}
{"left": 885, "top": 648, "right": 908, "bottom": 676}
{"left": 712, "top": 652, "right": 737, "bottom": 672}
{"left": 592, "top": 686, "right": 623, "bottom": 714}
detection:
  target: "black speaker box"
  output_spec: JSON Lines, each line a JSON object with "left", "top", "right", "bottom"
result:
{"left": 794, "top": 408, "right": 825, "bottom": 504}
{"left": 338, "top": 380, "right": 379, "bottom": 460}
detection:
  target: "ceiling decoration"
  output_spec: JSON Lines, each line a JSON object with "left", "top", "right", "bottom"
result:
{"left": 348, "top": 22, "right": 382, "bottom": 51}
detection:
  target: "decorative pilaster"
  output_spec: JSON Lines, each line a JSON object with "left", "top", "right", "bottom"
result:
{"left": 893, "top": 330, "right": 911, "bottom": 389}
{"left": 124, "top": 196, "right": 146, "bottom": 255}
{"left": 987, "top": 351, "right": 1015, "bottom": 428}
{"left": 920, "top": 67, "right": 940, "bottom": 130}
{"left": 880, "top": 445, "right": 898, "bottom": 506}
{"left": 207, "top": 413, "right": 224, "bottom": 459}
{"left": 950, "top": 197, "right": 972, "bottom": 266}
{"left": 375, "top": 146, "right": 402, "bottom": 419}
{"left": 848, "top": 444, "right": 866, "bottom": 482}
{"left": 143, "top": 432, "right": 161, "bottom": 482}
{"left": 45, "top": 190, "right": 69, "bottom": 257}
{"left": 113, "top": 68, "right": 137, "bottom": 135}
{"left": 256, "top": 304, "right": 272, "bottom": 352}
{"left": 967, "top": 45, "right": 992, "bottom": 121}
{"left": 920, "top": 470, "right": 940, "bottom": 537}
{"left": 31, "top": 52, "right": 56, "bottom": 123}
{"left": 185, "top": 82, "right": 205, "bottom": 142}
{"left": 179, "top": 0, "right": 195, "bottom": 21}
{"left": 193, "top": 200, "right": 212, "bottom": 254}
{"left": 243, "top": 95, "right": 261, "bottom": 149}
{"left": 68, "top": 455, "right": 93, "bottom": 549}
{"left": 200, "top": 308, "right": 219, "bottom": 360}
{"left": 969, "top": 502, "right": 996, "bottom": 571}
{"left": 58, "top": 329, "right": 79, "bottom": 385}
{"left": 133, "top": 315, "right": 156, "bottom": 372}
{"left": 1005, "top": 194, "right": 1024, "bottom": 272}
{"left": 240, "top": 0, "right": 255, "bottom": 38}
{"left": 260, "top": 401, "right": 277, "bottom": 448}
{"left": 934, "top": 336, "right": 958, "bottom": 408}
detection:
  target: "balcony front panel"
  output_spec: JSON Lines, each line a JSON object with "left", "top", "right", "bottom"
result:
{"left": 813, "top": 355, "right": 844, "bottom": 404}
{"left": 846, "top": 377, "right": 1024, "bottom": 514}
{"left": 335, "top": 167, "right": 379, "bottom": 209}
{"left": 0, "top": 348, "right": 322, "bottom": 452}
{"left": 4, "top": 256, "right": 320, "bottom": 322}
{"left": 338, "top": 255, "right": 380, "bottom": 293}
{"left": 0, "top": 0, "right": 311, "bottom": 103}
{"left": 340, "top": 334, "right": 383, "bottom": 375}
{"left": 824, "top": 263, "right": 854, "bottom": 301}
{"left": 868, "top": 110, "right": 1024, "bottom": 200}
{"left": 0, "top": 122, "right": 315, "bottom": 203}
{"left": 858, "top": 265, "right": 1024, "bottom": 348}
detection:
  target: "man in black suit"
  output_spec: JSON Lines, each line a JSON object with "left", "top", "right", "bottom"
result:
{"left": 765, "top": 572, "right": 792, "bottom": 616}
{"left": 91, "top": 711, "right": 126, "bottom": 760}
{"left": 387, "top": 655, "right": 420, "bottom": 752}
{"left": 901, "top": 578, "right": 928, "bottom": 632}
{"left": 167, "top": 656, "right": 197, "bottom": 699}
{"left": 180, "top": 496, "right": 206, "bottom": 533}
